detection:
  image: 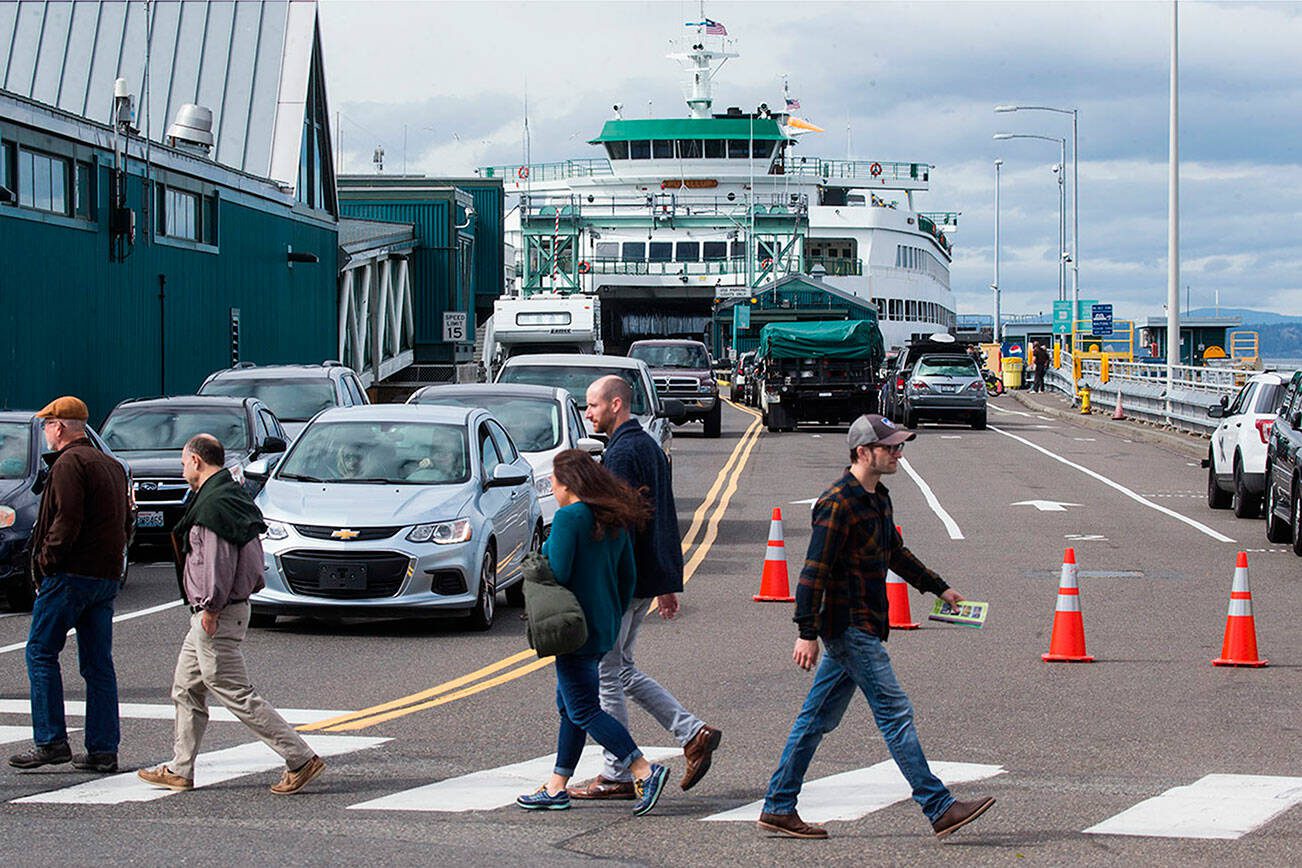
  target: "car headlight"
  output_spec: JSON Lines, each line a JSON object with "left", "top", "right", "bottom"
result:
{"left": 407, "top": 518, "right": 473, "bottom": 544}
{"left": 262, "top": 520, "right": 289, "bottom": 541}
{"left": 0, "top": 506, "right": 14, "bottom": 529}
{"left": 699, "top": 383, "right": 714, "bottom": 393}
{"left": 534, "top": 475, "right": 553, "bottom": 498}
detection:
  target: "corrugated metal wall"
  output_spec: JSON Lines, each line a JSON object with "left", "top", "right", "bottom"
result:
{"left": 440, "top": 179, "right": 504, "bottom": 305}
{"left": 0, "top": 165, "right": 338, "bottom": 424}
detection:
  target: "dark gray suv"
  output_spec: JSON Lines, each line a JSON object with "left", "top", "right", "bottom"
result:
{"left": 199, "top": 362, "right": 369, "bottom": 441}
{"left": 628, "top": 340, "right": 721, "bottom": 438}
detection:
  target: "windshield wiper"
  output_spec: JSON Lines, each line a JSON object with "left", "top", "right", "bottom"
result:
{"left": 336, "top": 477, "right": 398, "bottom": 484}
{"left": 278, "top": 472, "right": 324, "bottom": 482}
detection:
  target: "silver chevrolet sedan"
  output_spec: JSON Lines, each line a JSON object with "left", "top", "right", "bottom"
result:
{"left": 248, "top": 404, "right": 542, "bottom": 630}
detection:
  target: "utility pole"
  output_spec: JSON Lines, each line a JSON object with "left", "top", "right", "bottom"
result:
{"left": 993, "top": 159, "right": 1002, "bottom": 344}
{"left": 1166, "top": 0, "right": 1180, "bottom": 411}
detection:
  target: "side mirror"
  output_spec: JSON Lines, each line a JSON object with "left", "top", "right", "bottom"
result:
{"left": 659, "top": 398, "right": 688, "bottom": 424}
{"left": 244, "top": 458, "right": 272, "bottom": 482}
{"left": 260, "top": 435, "right": 287, "bottom": 455}
{"left": 1219, "top": 394, "right": 1230, "bottom": 408}
{"left": 586, "top": 431, "right": 609, "bottom": 446}
{"left": 1207, "top": 405, "right": 1224, "bottom": 419}
{"left": 32, "top": 464, "right": 50, "bottom": 495}
{"left": 486, "top": 462, "right": 529, "bottom": 488}
{"left": 576, "top": 436, "right": 605, "bottom": 456}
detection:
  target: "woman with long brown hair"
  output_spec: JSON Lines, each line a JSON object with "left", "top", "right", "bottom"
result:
{"left": 515, "top": 450, "right": 670, "bottom": 816}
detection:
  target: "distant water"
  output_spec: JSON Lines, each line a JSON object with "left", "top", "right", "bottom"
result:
{"left": 1264, "top": 358, "right": 1302, "bottom": 371}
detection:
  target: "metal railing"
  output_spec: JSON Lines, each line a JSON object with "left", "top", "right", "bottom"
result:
{"left": 520, "top": 192, "right": 808, "bottom": 223}
{"left": 584, "top": 257, "right": 747, "bottom": 276}
{"left": 804, "top": 256, "right": 863, "bottom": 276}
{"left": 477, "top": 160, "right": 613, "bottom": 182}
{"left": 919, "top": 211, "right": 960, "bottom": 227}
{"left": 779, "top": 158, "right": 932, "bottom": 187}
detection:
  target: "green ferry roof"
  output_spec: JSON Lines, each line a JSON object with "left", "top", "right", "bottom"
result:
{"left": 589, "top": 117, "right": 788, "bottom": 144}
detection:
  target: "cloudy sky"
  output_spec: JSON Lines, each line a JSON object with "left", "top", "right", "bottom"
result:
{"left": 318, "top": 1, "right": 1302, "bottom": 323}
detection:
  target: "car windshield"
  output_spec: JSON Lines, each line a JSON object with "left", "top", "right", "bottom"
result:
{"left": 0, "top": 422, "right": 31, "bottom": 479}
{"left": 629, "top": 344, "right": 710, "bottom": 369}
{"left": 498, "top": 365, "right": 651, "bottom": 415}
{"left": 277, "top": 421, "right": 469, "bottom": 485}
{"left": 1255, "top": 383, "right": 1285, "bottom": 413}
{"left": 414, "top": 395, "right": 562, "bottom": 452}
{"left": 102, "top": 408, "right": 248, "bottom": 452}
{"left": 200, "top": 378, "right": 336, "bottom": 422}
{"left": 916, "top": 357, "right": 979, "bottom": 378}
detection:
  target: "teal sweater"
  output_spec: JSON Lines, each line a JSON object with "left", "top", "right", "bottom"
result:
{"left": 542, "top": 502, "right": 636, "bottom": 656}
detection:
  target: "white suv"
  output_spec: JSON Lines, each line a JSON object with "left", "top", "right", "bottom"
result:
{"left": 1205, "top": 372, "right": 1289, "bottom": 517}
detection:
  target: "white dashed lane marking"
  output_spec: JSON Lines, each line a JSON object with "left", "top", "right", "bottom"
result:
{"left": 1084, "top": 774, "right": 1302, "bottom": 840}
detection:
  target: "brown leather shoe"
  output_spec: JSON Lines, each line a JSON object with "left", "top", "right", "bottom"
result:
{"left": 757, "top": 811, "right": 828, "bottom": 839}
{"left": 271, "top": 755, "right": 325, "bottom": 795}
{"left": 136, "top": 765, "right": 194, "bottom": 791}
{"left": 680, "top": 725, "right": 722, "bottom": 791}
{"left": 566, "top": 775, "right": 636, "bottom": 800}
{"left": 932, "top": 796, "right": 996, "bottom": 838}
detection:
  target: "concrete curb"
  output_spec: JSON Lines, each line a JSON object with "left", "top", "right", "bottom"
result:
{"left": 1007, "top": 389, "right": 1209, "bottom": 461}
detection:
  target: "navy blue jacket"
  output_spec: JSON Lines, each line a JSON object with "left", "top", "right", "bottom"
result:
{"left": 602, "top": 418, "right": 684, "bottom": 598}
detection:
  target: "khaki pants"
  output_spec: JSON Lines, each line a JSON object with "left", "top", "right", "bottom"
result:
{"left": 169, "top": 601, "right": 313, "bottom": 780}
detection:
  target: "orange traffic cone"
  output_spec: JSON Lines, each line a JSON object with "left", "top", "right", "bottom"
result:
{"left": 1212, "top": 552, "right": 1268, "bottom": 667}
{"left": 1042, "top": 548, "right": 1095, "bottom": 662}
{"left": 1112, "top": 391, "right": 1125, "bottom": 420}
{"left": 754, "top": 507, "right": 795, "bottom": 602}
{"left": 887, "top": 525, "right": 920, "bottom": 629}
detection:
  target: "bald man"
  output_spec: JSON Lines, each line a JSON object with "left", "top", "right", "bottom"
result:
{"left": 568, "top": 376, "right": 721, "bottom": 800}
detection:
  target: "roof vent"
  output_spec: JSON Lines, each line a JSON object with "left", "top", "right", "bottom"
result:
{"left": 166, "top": 104, "right": 214, "bottom": 153}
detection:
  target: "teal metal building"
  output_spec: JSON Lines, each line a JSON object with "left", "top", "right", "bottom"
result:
{"left": 0, "top": 0, "right": 340, "bottom": 422}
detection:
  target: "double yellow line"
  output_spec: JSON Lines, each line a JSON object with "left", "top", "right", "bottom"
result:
{"left": 302, "top": 403, "right": 764, "bottom": 734}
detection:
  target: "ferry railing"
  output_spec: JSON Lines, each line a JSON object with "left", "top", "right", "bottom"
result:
{"left": 803, "top": 257, "right": 863, "bottom": 276}
{"left": 477, "top": 160, "right": 613, "bottom": 182}
{"left": 584, "top": 258, "right": 748, "bottom": 276}
{"left": 780, "top": 158, "right": 932, "bottom": 187}
{"left": 919, "top": 211, "right": 960, "bottom": 228}
{"left": 520, "top": 193, "right": 808, "bottom": 222}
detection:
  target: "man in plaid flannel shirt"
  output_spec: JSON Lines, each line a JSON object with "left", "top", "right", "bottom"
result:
{"left": 756, "top": 415, "right": 996, "bottom": 841}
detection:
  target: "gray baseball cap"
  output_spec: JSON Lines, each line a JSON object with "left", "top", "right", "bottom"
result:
{"left": 847, "top": 414, "right": 917, "bottom": 449}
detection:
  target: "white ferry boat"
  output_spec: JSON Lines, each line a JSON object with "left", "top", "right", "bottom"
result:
{"left": 479, "top": 25, "right": 957, "bottom": 358}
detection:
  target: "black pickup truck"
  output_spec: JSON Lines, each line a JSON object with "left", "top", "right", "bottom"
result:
{"left": 755, "top": 320, "right": 884, "bottom": 433}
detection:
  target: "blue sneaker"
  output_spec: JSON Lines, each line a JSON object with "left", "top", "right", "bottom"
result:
{"left": 516, "top": 786, "right": 571, "bottom": 811}
{"left": 632, "top": 764, "right": 669, "bottom": 816}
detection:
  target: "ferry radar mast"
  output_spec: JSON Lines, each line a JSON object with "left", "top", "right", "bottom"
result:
{"left": 669, "top": 12, "right": 738, "bottom": 118}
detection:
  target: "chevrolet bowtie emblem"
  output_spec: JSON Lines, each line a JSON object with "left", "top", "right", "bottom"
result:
{"left": 331, "top": 528, "right": 360, "bottom": 540}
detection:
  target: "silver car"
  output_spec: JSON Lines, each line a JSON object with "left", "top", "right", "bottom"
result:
{"left": 495, "top": 353, "right": 685, "bottom": 469}
{"left": 900, "top": 353, "right": 988, "bottom": 430}
{"left": 407, "top": 383, "right": 603, "bottom": 529}
{"left": 248, "top": 404, "right": 542, "bottom": 630}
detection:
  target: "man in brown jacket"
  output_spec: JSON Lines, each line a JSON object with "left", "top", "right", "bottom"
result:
{"left": 137, "top": 434, "right": 323, "bottom": 794}
{"left": 9, "top": 396, "right": 130, "bottom": 773}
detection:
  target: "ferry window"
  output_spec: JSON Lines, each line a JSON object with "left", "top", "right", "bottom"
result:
{"left": 74, "top": 161, "right": 93, "bottom": 219}
{"left": 652, "top": 140, "right": 674, "bottom": 159}
{"left": 675, "top": 241, "right": 700, "bottom": 262}
{"left": 629, "top": 140, "right": 651, "bottom": 160}
{"left": 702, "top": 241, "right": 728, "bottom": 261}
{"left": 648, "top": 242, "right": 673, "bottom": 263}
{"left": 606, "top": 141, "right": 629, "bottom": 160}
{"left": 753, "top": 141, "right": 774, "bottom": 159}
{"left": 889, "top": 299, "right": 902, "bottom": 320}
{"left": 595, "top": 242, "right": 619, "bottom": 260}
{"left": 704, "top": 139, "right": 725, "bottom": 158}
{"left": 621, "top": 242, "right": 646, "bottom": 261}
{"left": 676, "top": 139, "right": 703, "bottom": 159}
{"left": 729, "top": 240, "right": 745, "bottom": 260}
{"left": 906, "top": 301, "right": 918, "bottom": 319}
{"left": 18, "top": 148, "right": 70, "bottom": 215}
{"left": 873, "top": 298, "right": 885, "bottom": 317}
{"left": 727, "top": 140, "right": 750, "bottom": 158}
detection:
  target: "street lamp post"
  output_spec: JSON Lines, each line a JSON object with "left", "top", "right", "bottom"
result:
{"left": 996, "top": 105, "right": 1079, "bottom": 321}
{"left": 993, "top": 159, "right": 1002, "bottom": 345}
{"left": 994, "top": 133, "right": 1068, "bottom": 340}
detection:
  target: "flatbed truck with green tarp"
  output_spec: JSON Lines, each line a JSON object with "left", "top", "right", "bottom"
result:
{"left": 756, "top": 320, "right": 885, "bottom": 432}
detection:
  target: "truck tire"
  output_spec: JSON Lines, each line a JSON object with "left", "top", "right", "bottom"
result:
{"left": 704, "top": 402, "right": 722, "bottom": 438}
{"left": 972, "top": 410, "right": 987, "bottom": 430}
{"left": 5, "top": 574, "right": 34, "bottom": 612}
{"left": 903, "top": 405, "right": 917, "bottom": 430}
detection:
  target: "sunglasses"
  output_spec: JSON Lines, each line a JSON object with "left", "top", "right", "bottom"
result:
{"left": 870, "top": 443, "right": 906, "bottom": 455}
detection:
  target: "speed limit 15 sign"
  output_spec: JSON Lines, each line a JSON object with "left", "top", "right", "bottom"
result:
{"left": 443, "top": 311, "right": 469, "bottom": 343}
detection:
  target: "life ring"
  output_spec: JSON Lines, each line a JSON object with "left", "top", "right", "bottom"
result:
{"left": 577, "top": 260, "right": 590, "bottom": 274}
{"left": 517, "top": 166, "right": 529, "bottom": 180}
{"left": 869, "top": 162, "right": 882, "bottom": 177}
{"left": 761, "top": 257, "right": 773, "bottom": 270}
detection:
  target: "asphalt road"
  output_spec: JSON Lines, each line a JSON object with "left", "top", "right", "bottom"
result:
{"left": 0, "top": 399, "right": 1297, "bottom": 866}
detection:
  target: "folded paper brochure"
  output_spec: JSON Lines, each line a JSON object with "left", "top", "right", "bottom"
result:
{"left": 928, "top": 599, "right": 989, "bottom": 627}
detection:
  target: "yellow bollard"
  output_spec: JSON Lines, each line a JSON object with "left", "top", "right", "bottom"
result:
{"left": 1053, "top": 344, "right": 1062, "bottom": 369}
{"left": 1101, "top": 354, "right": 1110, "bottom": 383}
{"left": 1078, "top": 383, "right": 1091, "bottom": 414}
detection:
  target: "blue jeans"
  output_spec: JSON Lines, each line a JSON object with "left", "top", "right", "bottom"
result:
{"left": 763, "top": 627, "right": 954, "bottom": 822}
{"left": 553, "top": 653, "right": 642, "bottom": 778}
{"left": 25, "top": 574, "right": 120, "bottom": 753}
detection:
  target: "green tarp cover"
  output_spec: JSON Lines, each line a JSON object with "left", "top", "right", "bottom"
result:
{"left": 758, "top": 320, "right": 884, "bottom": 360}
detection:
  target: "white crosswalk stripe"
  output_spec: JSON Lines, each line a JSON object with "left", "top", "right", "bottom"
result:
{"left": 0, "top": 725, "right": 78, "bottom": 746}
{"left": 0, "top": 699, "right": 352, "bottom": 726}
{"left": 701, "top": 760, "right": 1005, "bottom": 823}
{"left": 11, "top": 735, "right": 388, "bottom": 805}
{"left": 1083, "top": 774, "right": 1302, "bottom": 840}
{"left": 348, "top": 745, "right": 682, "bottom": 813}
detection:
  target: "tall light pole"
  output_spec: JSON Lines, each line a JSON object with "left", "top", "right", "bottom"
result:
{"left": 995, "top": 133, "right": 1068, "bottom": 339}
{"left": 996, "top": 104, "right": 1079, "bottom": 321}
{"left": 993, "top": 159, "right": 1003, "bottom": 345}
{"left": 1167, "top": 1, "right": 1180, "bottom": 407}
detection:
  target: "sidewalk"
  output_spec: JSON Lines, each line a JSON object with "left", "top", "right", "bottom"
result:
{"left": 1004, "top": 388, "right": 1209, "bottom": 461}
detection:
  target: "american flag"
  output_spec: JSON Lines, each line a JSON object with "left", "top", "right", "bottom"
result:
{"left": 704, "top": 18, "right": 727, "bottom": 35}
{"left": 785, "top": 97, "right": 801, "bottom": 111}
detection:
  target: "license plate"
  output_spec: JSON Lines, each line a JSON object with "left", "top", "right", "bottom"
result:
{"left": 318, "top": 563, "right": 367, "bottom": 590}
{"left": 136, "top": 511, "right": 164, "bottom": 528}
{"left": 818, "top": 392, "right": 833, "bottom": 398}
{"left": 940, "top": 385, "right": 957, "bottom": 393}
